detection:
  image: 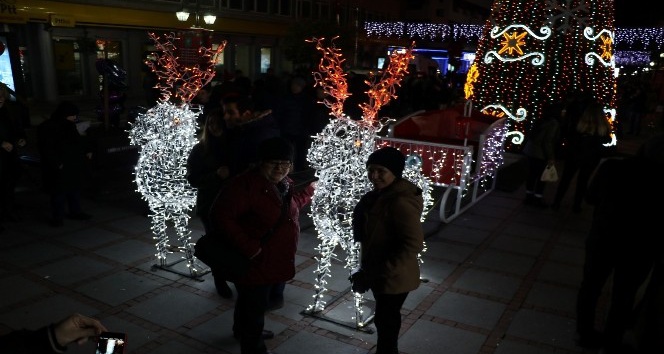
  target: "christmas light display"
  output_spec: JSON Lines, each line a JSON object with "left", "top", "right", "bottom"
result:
{"left": 463, "top": 0, "right": 617, "bottom": 150}
{"left": 365, "top": 22, "right": 664, "bottom": 50}
{"left": 128, "top": 32, "right": 225, "bottom": 277}
{"left": 304, "top": 37, "right": 432, "bottom": 328}
{"left": 614, "top": 50, "right": 652, "bottom": 67}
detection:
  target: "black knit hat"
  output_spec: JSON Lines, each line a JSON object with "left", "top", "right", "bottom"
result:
{"left": 258, "top": 136, "right": 294, "bottom": 161}
{"left": 367, "top": 146, "right": 405, "bottom": 178}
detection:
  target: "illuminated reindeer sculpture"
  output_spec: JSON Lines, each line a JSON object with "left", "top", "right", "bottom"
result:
{"left": 304, "top": 38, "right": 433, "bottom": 328}
{"left": 128, "top": 32, "right": 225, "bottom": 277}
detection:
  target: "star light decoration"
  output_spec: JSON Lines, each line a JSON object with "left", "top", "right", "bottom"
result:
{"left": 499, "top": 31, "right": 527, "bottom": 55}
{"left": 303, "top": 37, "right": 433, "bottom": 328}
{"left": 128, "top": 32, "right": 225, "bottom": 276}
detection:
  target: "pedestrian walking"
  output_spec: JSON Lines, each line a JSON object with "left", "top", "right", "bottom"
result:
{"left": 522, "top": 102, "right": 562, "bottom": 207}
{"left": 552, "top": 101, "right": 612, "bottom": 212}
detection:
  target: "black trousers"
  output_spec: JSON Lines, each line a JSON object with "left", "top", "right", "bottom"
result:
{"left": 373, "top": 292, "right": 408, "bottom": 354}
{"left": 576, "top": 236, "right": 654, "bottom": 348}
{"left": 234, "top": 283, "right": 271, "bottom": 354}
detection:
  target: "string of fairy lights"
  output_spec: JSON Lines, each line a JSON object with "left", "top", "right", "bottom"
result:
{"left": 365, "top": 22, "right": 664, "bottom": 50}
{"left": 128, "top": 32, "right": 225, "bottom": 276}
{"left": 457, "top": 1, "right": 618, "bottom": 150}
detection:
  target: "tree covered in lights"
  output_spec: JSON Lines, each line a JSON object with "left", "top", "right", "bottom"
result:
{"left": 464, "top": 0, "right": 618, "bottom": 149}
{"left": 128, "top": 32, "right": 225, "bottom": 276}
{"left": 304, "top": 37, "right": 434, "bottom": 328}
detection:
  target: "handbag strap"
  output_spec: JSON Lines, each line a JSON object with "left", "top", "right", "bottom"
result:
{"left": 259, "top": 190, "right": 291, "bottom": 245}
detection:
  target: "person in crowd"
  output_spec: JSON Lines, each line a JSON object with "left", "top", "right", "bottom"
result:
{"left": 209, "top": 136, "right": 315, "bottom": 354}
{"left": 186, "top": 107, "right": 234, "bottom": 299}
{"left": 551, "top": 101, "right": 612, "bottom": 212}
{"left": 222, "top": 94, "right": 280, "bottom": 175}
{"left": 37, "top": 101, "right": 94, "bottom": 227}
{"left": 141, "top": 62, "right": 160, "bottom": 108}
{"left": 0, "top": 312, "right": 107, "bottom": 354}
{"left": 0, "top": 83, "right": 27, "bottom": 222}
{"left": 252, "top": 67, "right": 284, "bottom": 112}
{"left": 352, "top": 146, "right": 425, "bottom": 354}
{"left": 624, "top": 82, "right": 648, "bottom": 136}
{"left": 192, "top": 83, "right": 223, "bottom": 130}
{"left": 575, "top": 134, "right": 664, "bottom": 353}
{"left": 522, "top": 102, "right": 562, "bottom": 207}
{"left": 273, "top": 76, "right": 314, "bottom": 172}
{"left": 633, "top": 250, "right": 664, "bottom": 353}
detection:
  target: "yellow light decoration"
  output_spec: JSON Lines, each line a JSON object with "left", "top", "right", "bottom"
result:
{"left": 499, "top": 31, "right": 527, "bottom": 56}
{"left": 465, "top": 1, "right": 617, "bottom": 151}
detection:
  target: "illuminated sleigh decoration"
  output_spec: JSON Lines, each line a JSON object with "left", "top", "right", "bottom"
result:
{"left": 383, "top": 100, "right": 507, "bottom": 223}
{"left": 303, "top": 38, "right": 434, "bottom": 330}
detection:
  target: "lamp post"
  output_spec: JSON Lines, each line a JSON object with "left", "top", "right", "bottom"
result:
{"left": 176, "top": 1, "right": 216, "bottom": 28}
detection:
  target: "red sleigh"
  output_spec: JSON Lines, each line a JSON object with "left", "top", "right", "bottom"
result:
{"left": 378, "top": 101, "right": 507, "bottom": 222}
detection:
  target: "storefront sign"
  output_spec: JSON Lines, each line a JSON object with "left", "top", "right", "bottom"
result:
{"left": 0, "top": 0, "right": 27, "bottom": 23}
{"left": 50, "top": 14, "right": 75, "bottom": 27}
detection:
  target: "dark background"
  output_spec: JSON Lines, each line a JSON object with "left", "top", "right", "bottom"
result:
{"left": 614, "top": 0, "right": 660, "bottom": 27}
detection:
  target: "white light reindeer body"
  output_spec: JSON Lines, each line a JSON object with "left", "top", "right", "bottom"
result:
{"left": 128, "top": 33, "right": 225, "bottom": 276}
{"left": 304, "top": 38, "right": 430, "bottom": 328}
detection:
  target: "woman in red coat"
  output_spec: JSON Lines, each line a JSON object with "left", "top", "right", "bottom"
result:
{"left": 210, "top": 136, "right": 315, "bottom": 354}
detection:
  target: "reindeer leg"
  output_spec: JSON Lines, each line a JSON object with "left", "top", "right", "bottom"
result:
{"left": 307, "top": 236, "right": 338, "bottom": 313}
{"left": 150, "top": 204, "right": 170, "bottom": 266}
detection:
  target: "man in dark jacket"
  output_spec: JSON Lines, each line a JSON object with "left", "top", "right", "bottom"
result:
{"left": 37, "top": 101, "right": 94, "bottom": 227}
{"left": 576, "top": 134, "right": 664, "bottom": 353}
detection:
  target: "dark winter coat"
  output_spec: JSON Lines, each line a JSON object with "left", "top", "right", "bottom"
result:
{"left": 186, "top": 136, "right": 231, "bottom": 222}
{"left": 37, "top": 118, "right": 92, "bottom": 193}
{"left": 353, "top": 178, "right": 425, "bottom": 294}
{"left": 585, "top": 156, "right": 663, "bottom": 258}
{"left": 0, "top": 325, "right": 64, "bottom": 354}
{"left": 210, "top": 167, "right": 314, "bottom": 285}
{"left": 0, "top": 101, "right": 27, "bottom": 173}
{"left": 523, "top": 117, "right": 560, "bottom": 161}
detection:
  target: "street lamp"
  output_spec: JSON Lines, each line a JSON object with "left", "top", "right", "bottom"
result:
{"left": 175, "top": 1, "right": 216, "bottom": 27}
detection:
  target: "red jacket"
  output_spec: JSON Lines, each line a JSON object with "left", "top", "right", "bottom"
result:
{"left": 210, "top": 167, "right": 314, "bottom": 285}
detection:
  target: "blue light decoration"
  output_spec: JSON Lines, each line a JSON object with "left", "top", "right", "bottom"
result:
{"left": 614, "top": 50, "right": 652, "bottom": 66}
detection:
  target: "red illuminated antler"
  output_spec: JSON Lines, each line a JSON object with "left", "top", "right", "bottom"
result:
{"left": 146, "top": 32, "right": 226, "bottom": 104}
{"left": 360, "top": 42, "right": 415, "bottom": 122}
{"left": 307, "top": 36, "right": 350, "bottom": 120}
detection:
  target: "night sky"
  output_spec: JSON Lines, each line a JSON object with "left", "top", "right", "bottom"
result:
{"left": 614, "top": 0, "right": 660, "bottom": 27}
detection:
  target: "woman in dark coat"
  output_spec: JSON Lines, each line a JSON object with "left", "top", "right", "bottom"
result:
{"left": 186, "top": 107, "right": 234, "bottom": 298}
{"left": 353, "top": 147, "right": 425, "bottom": 354}
{"left": 37, "top": 101, "right": 93, "bottom": 226}
{"left": 552, "top": 101, "right": 612, "bottom": 212}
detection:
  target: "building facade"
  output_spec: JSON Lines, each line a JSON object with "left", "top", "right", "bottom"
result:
{"left": 0, "top": 0, "right": 491, "bottom": 104}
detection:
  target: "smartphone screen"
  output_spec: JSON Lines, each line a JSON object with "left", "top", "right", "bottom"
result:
{"left": 95, "top": 332, "right": 127, "bottom": 354}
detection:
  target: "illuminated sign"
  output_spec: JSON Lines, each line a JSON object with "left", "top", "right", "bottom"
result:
{"left": 50, "top": 14, "right": 75, "bottom": 27}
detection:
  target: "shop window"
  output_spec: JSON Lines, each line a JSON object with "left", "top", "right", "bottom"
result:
{"left": 52, "top": 38, "right": 83, "bottom": 96}
{"left": 260, "top": 47, "right": 271, "bottom": 73}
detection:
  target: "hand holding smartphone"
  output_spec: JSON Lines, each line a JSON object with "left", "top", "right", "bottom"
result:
{"left": 95, "top": 332, "right": 127, "bottom": 354}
